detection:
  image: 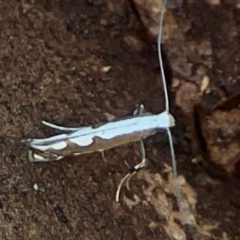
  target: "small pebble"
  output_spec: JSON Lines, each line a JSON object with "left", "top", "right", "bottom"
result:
{"left": 80, "top": 71, "right": 87, "bottom": 76}
{"left": 123, "top": 34, "right": 145, "bottom": 51}
{"left": 200, "top": 75, "right": 210, "bottom": 93}
{"left": 104, "top": 112, "right": 116, "bottom": 121}
{"left": 100, "top": 19, "right": 108, "bottom": 25}
{"left": 101, "top": 66, "right": 111, "bottom": 73}
{"left": 55, "top": 78, "right": 61, "bottom": 84}
{"left": 172, "top": 78, "right": 180, "bottom": 88}
{"left": 33, "top": 183, "right": 38, "bottom": 191}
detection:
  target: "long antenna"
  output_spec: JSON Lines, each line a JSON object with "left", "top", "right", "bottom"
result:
{"left": 158, "top": 0, "right": 177, "bottom": 177}
{"left": 158, "top": 0, "right": 169, "bottom": 112}
{"left": 158, "top": 2, "right": 191, "bottom": 226}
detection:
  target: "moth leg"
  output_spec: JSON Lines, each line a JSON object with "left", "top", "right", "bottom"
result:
{"left": 116, "top": 105, "right": 149, "bottom": 202}
{"left": 130, "top": 103, "right": 148, "bottom": 179}
{"left": 132, "top": 104, "right": 147, "bottom": 170}
{"left": 115, "top": 172, "right": 131, "bottom": 202}
{"left": 126, "top": 139, "right": 147, "bottom": 189}
{"left": 133, "top": 104, "right": 144, "bottom": 116}
{"left": 115, "top": 139, "right": 147, "bottom": 202}
{"left": 132, "top": 103, "right": 147, "bottom": 172}
{"left": 100, "top": 150, "right": 106, "bottom": 160}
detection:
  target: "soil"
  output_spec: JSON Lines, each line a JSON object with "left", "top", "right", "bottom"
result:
{"left": 0, "top": 0, "right": 240, "bottom": 239}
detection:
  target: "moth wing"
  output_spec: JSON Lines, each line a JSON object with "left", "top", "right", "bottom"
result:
{"left": 24, "top": 135, "right": 68, "bottom": 162}
{"left": 22, "top": 133, "right": 69, "bottom": 145}
{"left": 28, "top": 149, "right": 64, "bottom": 162}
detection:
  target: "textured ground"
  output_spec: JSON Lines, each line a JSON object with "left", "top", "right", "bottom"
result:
{"left": 0, "top": 0, "right": 239, "bottom": 239}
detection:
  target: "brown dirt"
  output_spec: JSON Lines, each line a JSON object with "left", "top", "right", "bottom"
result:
{"left": 0, "top": 0, "right": 239, "bottom": 239}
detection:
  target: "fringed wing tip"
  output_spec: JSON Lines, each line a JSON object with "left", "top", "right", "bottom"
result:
{"left": 28, "top": 150, "right": 64, "bottom": 162}
{"left": 21, "top": 138, "right": 33, "bottom": 145}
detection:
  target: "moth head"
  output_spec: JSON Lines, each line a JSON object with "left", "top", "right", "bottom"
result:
{"left": 157, "top": 111, "right": 175, "bottom": 128}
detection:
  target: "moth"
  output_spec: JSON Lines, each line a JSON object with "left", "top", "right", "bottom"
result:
{"left": 22, "top": 106, "right": 175, "bottom": 163}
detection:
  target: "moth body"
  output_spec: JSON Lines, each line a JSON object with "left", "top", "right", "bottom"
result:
{"left": 23, "top": 110, "right": 175, "bottom": 162}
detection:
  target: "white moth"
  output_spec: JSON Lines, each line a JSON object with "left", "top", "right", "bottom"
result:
{"left": 23, "top": 108, "right": 175, "bottom": 162}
